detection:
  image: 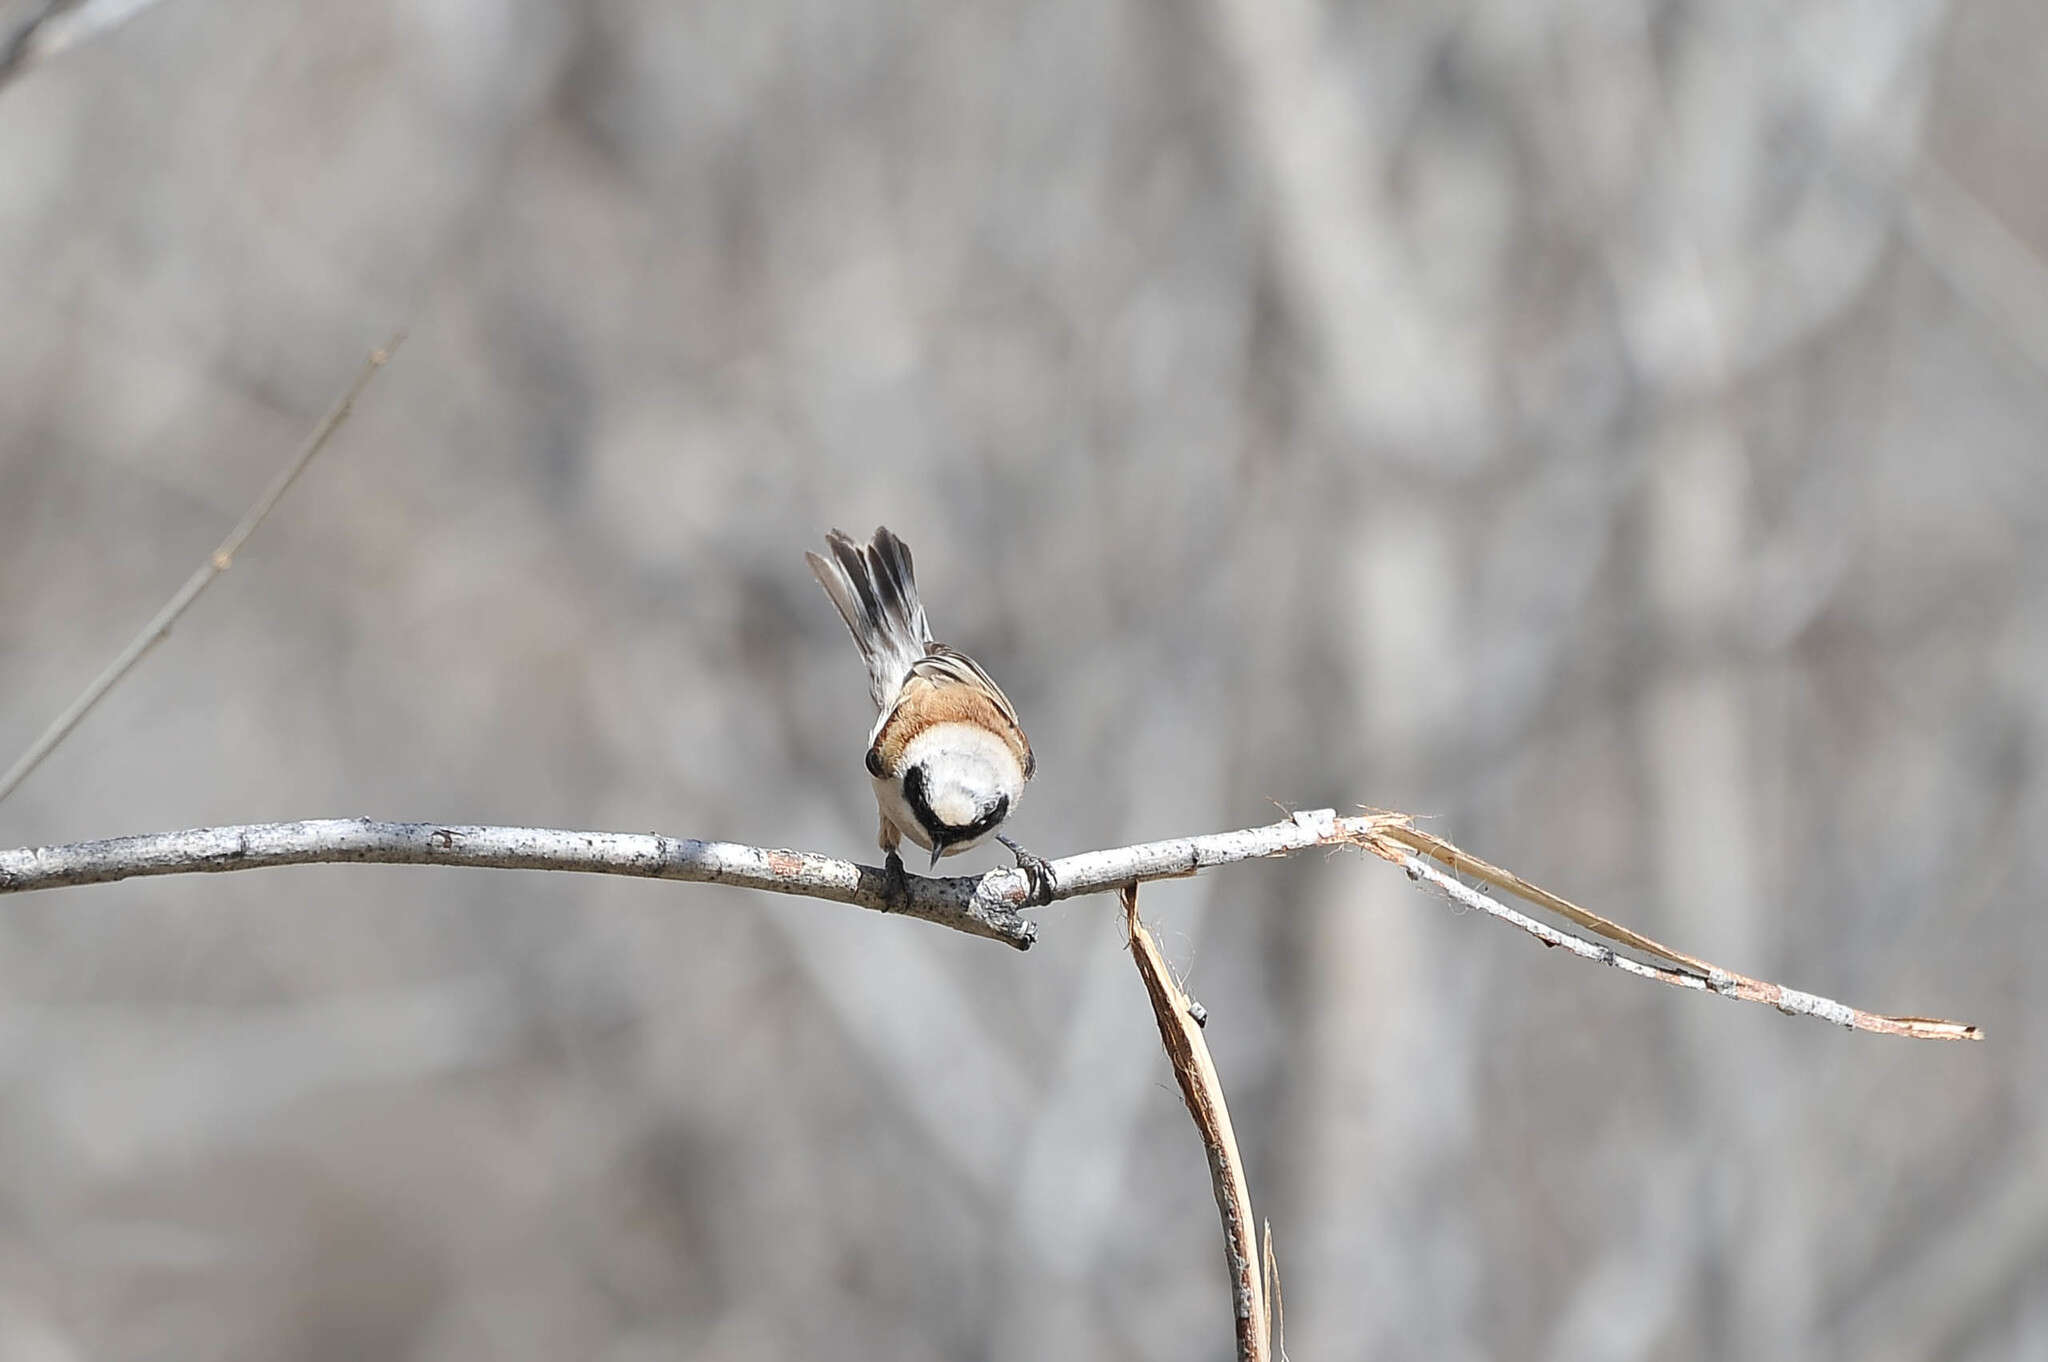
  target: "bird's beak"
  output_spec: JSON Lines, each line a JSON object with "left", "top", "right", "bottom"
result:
{"left": 928, "top": 842, "right": 946, "bottom": 870}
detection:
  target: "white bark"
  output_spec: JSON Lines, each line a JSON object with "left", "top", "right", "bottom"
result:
{"left": 0, "top": 811, "right": 1984, "bottom": 1042}
{"left": 0, "top": 809, "right": 1359, "bottom": 951}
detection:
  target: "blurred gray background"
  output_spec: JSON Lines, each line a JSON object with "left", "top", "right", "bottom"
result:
{"left": 0, "top": 0, "right": 2040, "bottom": 1357}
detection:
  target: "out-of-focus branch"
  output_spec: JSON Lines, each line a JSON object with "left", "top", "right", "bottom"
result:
{"left": 0, "top": 0, "right": 71, "bottom": 86}
{"left": 1833, "top": 1137, "right": 2048, "bottom": 1362}
{"left": 1124, "top": 884, "right": 1275, "bottom": 1362}
{"left": 1202, "top": 0, "right": 1484, "bottom": 458}
{"left": 0, "top": 811, "right": 1986, "bottom": 1039}
{"left": 0, "top": 0, "right": 172, "bottom": 91}
{"left": 0, "top": 335, "right": 403, "bottom": 806}
{"left": 1902, "top": 160, "right": 2048, "bottom": 384}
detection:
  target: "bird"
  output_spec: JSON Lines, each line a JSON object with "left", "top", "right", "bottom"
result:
{"left": 807, "top": 527, "right": 1054, "bottom": 905}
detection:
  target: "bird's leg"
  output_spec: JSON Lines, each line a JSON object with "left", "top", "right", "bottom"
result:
{"left": 879, "top": 816, "right": 911, "bottom": 908}
{"left": 996, "top": 833, "right": 1056, "bottom": 908}
{"left": 882, "top": 849, "right": 911, "bottom": 907}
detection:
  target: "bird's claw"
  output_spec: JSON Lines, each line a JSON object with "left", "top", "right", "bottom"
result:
{"left": 997, "top": 834, "right": 1056, "bottom": 908}
{"left": 882, "top": 850, "right": 911, "bottom": 908}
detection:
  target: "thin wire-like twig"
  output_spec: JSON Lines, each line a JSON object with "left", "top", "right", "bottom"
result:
{"left": 0, "top": 334, "right": 403, "bottom": 806}
{"left": 1261, "top": 1220, "right": 1285, "bottom": 1360}
{"left": 0, "top": 0, "right": 178, "bottom": 93}
{"left": 1124, "top": 884, "right": 1271, "bottom": 1362}
{"left": 1354, "top": 838, "right": 1980, "bottom": 1042}
{"left": 0, "top": 0, "right": 73, "bottom": 87}
{"left": 0, "top": 809, "right": 1984, "bottom": 1039}
{"left": 1375, "top": 819, "right": 1710, "bottom": 972}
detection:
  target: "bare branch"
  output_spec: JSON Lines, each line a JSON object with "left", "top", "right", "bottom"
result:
{"left": 1377, "top": 821, "right": 1708, "bottom": 972}
{"left": 0, "top": 819, "right": 1040, "bottom": 947}
{"left": 0, "top": 335, "right": 403, "bottom": 806}
{"left": 0, "top": 0, "right": 176, "bottom": 92}
{"left": 1124, "top": 884, "right": 1270, "bottom": 1361}
{"left": 0, "top": 809, "right": 1378, "bottom": 950}
{"left": 1902, "top": 161, "right": 2048, "bottom": 385}
{"left": 0, "top": 0, "right": 72, "bottom": 87}
{"left": 0, "top": 811, "right": 1987, "bottom": 1040}
{"left": 1261, "top": 1222, "right": 1285, "bottom": 1360}
{"left": 1353, "top": 837, "right": 1981, "bottom": 1042}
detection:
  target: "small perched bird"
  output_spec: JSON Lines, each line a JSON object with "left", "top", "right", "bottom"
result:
{"left": 807, "top": 527, "right": 1054, "bottom": 904}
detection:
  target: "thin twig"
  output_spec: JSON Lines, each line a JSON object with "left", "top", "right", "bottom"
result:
{"left": 0, "top": 335, "right": 403, "bottom": 806}
{"left": 1261, "top": 1221, "right": 1285, "bottom": 1360}
{"left": 0, "top": 0, "right": 73, "bottom": 87}
{"left": 1353, "top": 837, "right": 1981, "bottom": 1042}
{"left": 1376, "top": 819, "right": 1709, "bottom": 972}
{"left": 1902, "top": 161, "right": 2048, "bottom": 385}
{"left": 1124, "top": 884, "right": 1270, "bottom": 1361}
{"left": 0, "top": 810, "right": 1987, "bottom": 1039}
{"left": 0, "top": 0, "right": 177, "bottom": 92}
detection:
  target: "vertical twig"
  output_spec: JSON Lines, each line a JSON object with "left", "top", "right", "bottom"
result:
{"left": 1123, "top": 883, "right": 1272, "bottom": 1361}
{"left": 1262, "top": 1220, "right": 1286, "bottom": 1359}
{"left": 0, "top": 334, "right": 403, "bottom": 806}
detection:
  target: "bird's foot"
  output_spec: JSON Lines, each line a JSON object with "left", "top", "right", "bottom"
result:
{"left": 997, "top": 834, "right": 1056, "bottom": 908}
{"left": 882, "top": 850, "right": 911, "bottom": 908}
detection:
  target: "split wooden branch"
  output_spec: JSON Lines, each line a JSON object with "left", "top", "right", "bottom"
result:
{"left": 1125, "top": 883, "right": 1275, "bottom": 1362}
{"left": 1371, "top": 845, "right": 1978, "bottom": 1041}
{"left": 0, "top": 811, "right": 1984, "bottom": 1040}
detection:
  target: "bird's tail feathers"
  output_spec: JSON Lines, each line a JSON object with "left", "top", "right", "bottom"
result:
{"left": 807, "top": 526, "right": 932, "bottom": 710}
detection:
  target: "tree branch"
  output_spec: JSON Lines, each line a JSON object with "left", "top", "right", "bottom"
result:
{"left": 1124, "top": 883, "right": 1274, "bottom": 1361}
{"left": 1366, "top": 843, "right": 1979, "bottom": 1041}
{"left": 0, "top": 0, "right": 177, "bottom": 92}
{"left": 0, "top": 0, "right": 75, "bottom": 88}
{"left": 0, "top": 809, "right": 1386, "bottom": 950}
{"left": 0, "top": 811, "right": 1987, "bottom": 1041}
{"left": 0, "top": 819, "right": 1042, "bottom": 947}
{"left": 0, "top": 335, "right": 403, "bottom": 805}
